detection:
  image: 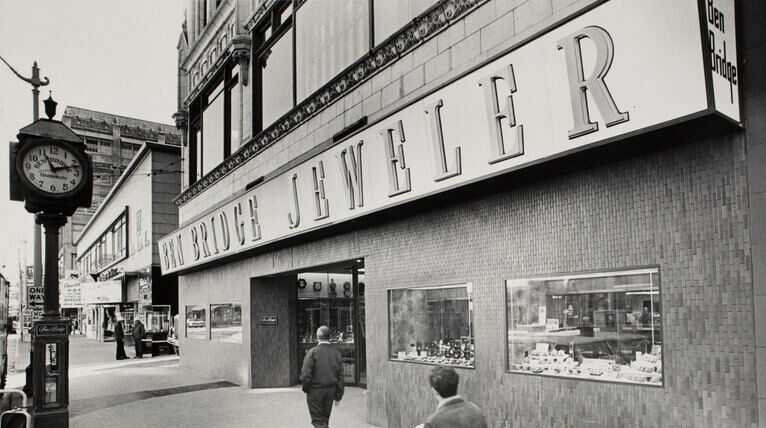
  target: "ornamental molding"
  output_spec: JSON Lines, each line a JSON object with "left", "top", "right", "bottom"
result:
{"left": 185, "top": 13, "right": 239, "bottom": 104}
{"left": 67, "top": 116, "right": 181, "bottom": 146}
{"left": 175, "top": 0, "right": 486, "bottom": 207}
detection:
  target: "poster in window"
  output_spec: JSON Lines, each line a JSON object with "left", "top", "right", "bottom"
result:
{"left": 210, "top": 303, "right": 242, "bottom": 343}
{"left": 185, "top": 305, "right": 207, "bottom": 340}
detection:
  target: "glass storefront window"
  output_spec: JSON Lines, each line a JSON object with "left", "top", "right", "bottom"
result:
{"left": 388, "top": 283, "right": 475, "bottom": 368}
{"left": 185, "top": 305, "right": 207, "bottom": 340}
{"left": 211, "top": 303, "right": 242, "bottom": 343}
{"left": 506, "top": 268, "right": 663, "bottom": 386}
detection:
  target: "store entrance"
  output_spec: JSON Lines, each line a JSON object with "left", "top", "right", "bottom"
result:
{"left": 296, "top": 259, "right": 366, "bottom": 387}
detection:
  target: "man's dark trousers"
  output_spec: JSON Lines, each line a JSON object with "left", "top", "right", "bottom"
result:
{"left": 134, "top": 338, "right": 142, "bottom": 358}
{"left": 115, "top": 339, "right": 128, "bottom": 360}
{"left": 306, "top": 385, "right": 336, "bottom": 428}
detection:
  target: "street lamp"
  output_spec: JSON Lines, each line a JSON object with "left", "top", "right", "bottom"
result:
{"left": 0, "top": 55, "right": 50, "bottom": 318}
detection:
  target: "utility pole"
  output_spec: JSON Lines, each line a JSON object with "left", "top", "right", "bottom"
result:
{"left": 0, "top": 56, "right": 50, "bottom": 305}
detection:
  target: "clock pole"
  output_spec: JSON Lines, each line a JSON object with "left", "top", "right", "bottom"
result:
{"left": 38, "top": 213, "right": 66, "bottom": 318}
{"left": 9, "top": 94, "right": 91, "bottom": 428}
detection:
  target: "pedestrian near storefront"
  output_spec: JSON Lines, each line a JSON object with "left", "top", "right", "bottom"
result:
{"left": 415, "top": 366, "right": 487, "bottom": 428}
{"left": 132, "top": 318, "right": 146, "bottom": 358}
{"left": 300, "top": 325, "right": 344, "bottom": 428}
{"left": 113, "top": 314, "right": 128, "bottom": 360}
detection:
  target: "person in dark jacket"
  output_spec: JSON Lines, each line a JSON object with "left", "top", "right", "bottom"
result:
{"left": 132, "top": 319, "right": 146, "bottom": 358}
{"left": 416, "top": 366, "right": 487, "bottom": 428}
{"left": 300, "top": 325, "right": 344, "bottom": 428}
{"left": 113, "top": 315, "right": 128, "bottom": 360}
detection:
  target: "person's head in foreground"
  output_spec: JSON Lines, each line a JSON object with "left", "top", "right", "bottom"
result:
{"left": 317, "top": 325, "right": 331, "bottom": 342}
{"left": 429, "top": 366, "right": 459, "bottom": 400}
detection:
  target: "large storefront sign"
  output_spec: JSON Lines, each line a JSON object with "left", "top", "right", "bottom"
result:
{"left": 60, "top": 274, "right": 84, "bottom": 309}
{"left": 160, "top": 0, "right": 738, "bottom": 274}
{"left": 706, "top": 0, "right": 739, "bottom": 122}
{"left": 83, "top": 280, "right": 122, "bottom": 305}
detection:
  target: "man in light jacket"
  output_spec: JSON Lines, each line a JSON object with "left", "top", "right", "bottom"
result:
{"left": 417, "top": 366, "right": 488, "bottom": 428}
{"left": 300, "top": 325, "right": 344, "bottom": 428}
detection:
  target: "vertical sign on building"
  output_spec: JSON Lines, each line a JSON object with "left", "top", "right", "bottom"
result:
{"left": 706, "top": 0, "right": 739, "bottom": 122}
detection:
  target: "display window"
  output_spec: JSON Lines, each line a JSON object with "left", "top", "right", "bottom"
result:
{"left": 211, "top": 303, "right": 243, "bottom": 343}
{"left": 185, "top": 305, "right": 207, "bottom": 339}
{"left": 388, "top": 283, "right": 475, "bottom": 368}
{"left": 505, "top": 268, "right": 663, "bottom": 386}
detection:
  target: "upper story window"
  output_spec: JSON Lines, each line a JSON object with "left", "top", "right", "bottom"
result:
{"left": 186, "top": 0, "right": 439, "bottom": 187}
{"left": 189, "top": 62, "right": 241, "bottom": 185}
{"left": 295, "top": 0, "right": 369, "bottom": 101}
{"left": 373, "top": 0, "right": 433, "bottom": 45}
{"left": 253, "top": 0, "right": 437, "bottom": 135}
{"left": 198, "top": 0, "right": 208, "bottom": 35}
{"left": 254, "top": 1, "right": 294, "bottom": 132}
{"left": 78, "top": 209, "right": 128, "bottom": 276}
{"left": 84, "top": 138, "right": 98, "bottom": 153}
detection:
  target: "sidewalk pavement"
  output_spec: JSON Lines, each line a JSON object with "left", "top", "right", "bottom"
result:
{"left": 4, "top": 335, "right": 378, "bottom": 427}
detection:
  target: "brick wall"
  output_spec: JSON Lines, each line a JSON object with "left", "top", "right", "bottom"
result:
{"left": 739, "top": 0, "right": 766, "bottom": 422}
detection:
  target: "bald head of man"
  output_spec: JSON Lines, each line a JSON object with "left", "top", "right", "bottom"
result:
{"left": 317, "top": 325, "right": 331, "bottom": 341}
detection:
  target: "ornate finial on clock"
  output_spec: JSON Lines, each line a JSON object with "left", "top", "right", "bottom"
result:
{"left": 44, "top": 92, "right": 57, "bottom": 119}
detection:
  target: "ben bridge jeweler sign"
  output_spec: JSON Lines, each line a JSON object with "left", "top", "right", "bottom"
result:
{"left": 160, "top": 0, "right": 738, "bottom": 275}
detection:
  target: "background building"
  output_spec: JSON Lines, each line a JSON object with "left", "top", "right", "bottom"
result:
{"left": 58, "top": 107, "right": 181, "bottom": 280}
{"left": 164, "top": 0, "right": 766, "bottom": 426}
{"left": 75, "top": 142, "right": 181, "bottom": 350}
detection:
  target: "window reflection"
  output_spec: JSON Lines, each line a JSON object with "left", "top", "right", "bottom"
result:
{"left": 506, "top": 268, "right": 663, "bottom": 385}
{"left": 388, "top": 284, "right": 475, "bottom": 368}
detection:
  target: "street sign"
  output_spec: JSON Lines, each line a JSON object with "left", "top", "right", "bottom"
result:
{"left": 27, "top": 285, "right": 44, "bottom": 307}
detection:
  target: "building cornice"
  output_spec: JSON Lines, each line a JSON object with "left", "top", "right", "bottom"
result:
{"left": 175, "top": 0, "right": 486, "bottom": 207}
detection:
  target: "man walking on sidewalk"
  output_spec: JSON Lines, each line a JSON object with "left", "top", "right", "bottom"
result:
{"left": 300, "top": 325, "right": 344, "bottom": 428}
{"left": 132, "top": 318, "right": 146, "bottom": 358}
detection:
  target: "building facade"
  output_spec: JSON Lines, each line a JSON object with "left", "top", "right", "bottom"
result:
{"left": 75, "top": 143, "right": 181, "bottom": 348}
{"left": 58, "top": 107, "right": 181, "bottom": 281}
{"left": 164, "top": 0, "right": 766, "bottom": 426}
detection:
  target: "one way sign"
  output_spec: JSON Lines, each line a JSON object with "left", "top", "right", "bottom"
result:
{"left": 27, "top": 286, "right": 44, "bottom": 307}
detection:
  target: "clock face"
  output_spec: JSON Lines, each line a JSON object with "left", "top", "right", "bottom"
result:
{"left": 20, "top": 143, "right": 84, "bottom": 195}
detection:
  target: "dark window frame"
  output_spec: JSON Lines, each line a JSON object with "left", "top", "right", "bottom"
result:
{"left": 188, "top": 61, "right": 239, "bottom": 186}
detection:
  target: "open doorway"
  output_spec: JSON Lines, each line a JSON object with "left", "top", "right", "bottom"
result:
{"left": 296, "top": 259, "right": 366, "bottom": 387}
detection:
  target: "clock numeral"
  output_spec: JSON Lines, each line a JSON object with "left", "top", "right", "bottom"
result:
{"left": 31, "top": 155, "right": 38, "bottom": 162}
{"left": 50, "top": 185, "right": 56, "bottom": 192}
{"left": 35, "top": 162, "right": 42, "bottom": 169}
{"left": 24, "top": 163, "right": 30, "bottom": 169}
{"left": 63, "top": 184, "right": 68, "bottom": 190}
{"left": 70, "top": 179, "right": 75, "bottom": 185}
{"left": 74, "top": 170, "right": 80, "bottom": 177}
{"left": 29, "top": 173, "right": 35, "bottom": 180}
{"left": 38, "top": 181, "right": 43, "bottom": 187}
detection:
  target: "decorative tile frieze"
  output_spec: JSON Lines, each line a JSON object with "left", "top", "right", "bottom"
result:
{"left": 68, "top": 116, "right": 181, "bottom": 146}
{"left": 175, "top": 0, "right": 485, "bottom": 207}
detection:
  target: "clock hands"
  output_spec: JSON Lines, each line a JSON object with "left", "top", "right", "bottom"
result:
{"left": 43, "top": 152, "right": 56, "bottom": 171}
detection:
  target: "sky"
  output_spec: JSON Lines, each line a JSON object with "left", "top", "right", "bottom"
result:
{"left": 0, "top": 0, "right": 185, "bottom": 284}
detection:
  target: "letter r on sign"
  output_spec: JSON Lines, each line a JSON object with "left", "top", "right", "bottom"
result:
{"left": 557, "top": 26, "right": 629, "bottom": 139}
